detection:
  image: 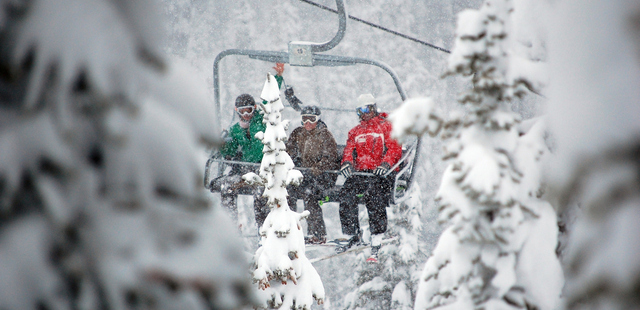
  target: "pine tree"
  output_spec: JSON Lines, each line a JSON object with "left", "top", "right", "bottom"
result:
{"left": 387, "top": 189, "right": 429, "bottom": 310}
{"left": 340, "top": 186, "right": 427, "bottom": 310}
{"left": 245, "top": 73, "right": 325, "bottom": 309}
{"left": 352, "top": 201, "right": 424, "bottom": 310}
{"left": 392, "top": 0, "right": 563, "bottom": 309}
{"left": 0, "top": 0, "right": 252, "bottom": 308}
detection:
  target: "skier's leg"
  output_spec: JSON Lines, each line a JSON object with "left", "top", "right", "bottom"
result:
{"left": 336, "top": 176, "right": 366, "bottom": 252}
{"left": 286, "top": 184, "right": 300, "bottom": 211}
{"left": 220, "top": 178, "right": 239, "bottom": 224}
{"left": 363, "top": 177, "right": 391, "bottom": 262}
{"left": 338, "top": 177, "right": 361, "bottom": 236}
{"left": 304, "top": 192, "right": 327, "bottom": 240}
{"left": 364, "top": 177, "right": 389, "bottom": 235}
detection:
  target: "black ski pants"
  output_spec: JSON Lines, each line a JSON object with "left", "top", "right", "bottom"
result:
{"left": 220, "top": 165, "right": 269, "bottom": 229}
{"left": 338, "top": 173, "right": 393, "bottom": 236}
{"left": 221, "top": 187, "right": 268, "bottom": 229}
{"left": 287, "top": 172, "right": 334, "bottom": 238}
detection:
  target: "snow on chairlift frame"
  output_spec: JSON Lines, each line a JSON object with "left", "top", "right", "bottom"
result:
{"left": 203, "top": 0, "right": 421, "bottom": 205}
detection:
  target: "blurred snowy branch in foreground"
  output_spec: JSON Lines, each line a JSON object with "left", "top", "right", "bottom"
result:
{"left": 545, "top": 1, "right": 640, "bottom": 309}
{"left": 0, "top": 0, "right": 252, "bottom": 309}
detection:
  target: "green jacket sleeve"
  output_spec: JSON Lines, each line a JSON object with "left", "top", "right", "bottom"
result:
{"left": 220, "top": 125, "right": 239, "bottom": 159}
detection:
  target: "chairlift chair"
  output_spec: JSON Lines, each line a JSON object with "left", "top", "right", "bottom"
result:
{"left": 204, "top": 0, "right": 421, "bottom": 204}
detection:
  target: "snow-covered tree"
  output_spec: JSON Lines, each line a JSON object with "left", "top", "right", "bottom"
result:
{"left": 341, "top": 187, "right": 427, "bottom": 310}
{"left": 244, "top": 73, "right": 325, "bottom": 309}
{"left": 545, "top": 1, "right": 640, "bottom": 309}
{"left": 0, "top": 0, "right": 252, "bottom": 308}
{"left": 390, "top": 0, "right": 563, "bottom": 309}
{"left": 387, "top": 184, "right": 430, "bottom": 310}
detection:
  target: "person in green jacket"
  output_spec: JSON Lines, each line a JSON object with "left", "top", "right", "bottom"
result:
{"left": 219, "top": 93, "right": 269, "bottom": 229}
{"left": 219, "top": 64, "right": 291, "bottom": 230}
{"left": 220, "top": 95, "right": 266, "bottom": 163}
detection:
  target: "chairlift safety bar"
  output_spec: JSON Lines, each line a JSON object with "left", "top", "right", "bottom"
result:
{"left": 207, "top": 139, "right": 416, "bottom": 179}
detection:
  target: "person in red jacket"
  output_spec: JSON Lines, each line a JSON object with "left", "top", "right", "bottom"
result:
{"left": 337, "top": 94, "right": 402, "bottom": 260}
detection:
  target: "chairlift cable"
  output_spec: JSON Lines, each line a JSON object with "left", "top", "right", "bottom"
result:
{"left": 297, "top": 0, "right": 548, "bottom": 99}
{"left": 297, "top": 0, "right": 451, "bottom": 54}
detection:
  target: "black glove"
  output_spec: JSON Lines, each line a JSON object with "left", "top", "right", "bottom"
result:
{"left": 373, "top": 162, "right": 390, "bottom": 176}
{"left": 340, "top": 162, "right": 353, "bottom": 179}
{"left": 285, "top": 87, "right": 295, "bottom": 100}
{"left": 284, "top": 87, "right": 302, "bottom": 111}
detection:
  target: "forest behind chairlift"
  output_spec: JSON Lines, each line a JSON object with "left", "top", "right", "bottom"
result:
{"left": 204, "top": 0, "right": 421, "bottom": 205}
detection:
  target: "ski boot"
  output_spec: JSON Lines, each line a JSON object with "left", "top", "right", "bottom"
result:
{"left": 366, "top": 245, "right": 381, "bottom": 263}
{"left": 335, "top": 231, "right": 362, "bottom": 253}
{"left": 366, "top": 234, "right": 384, "bottom": 263}
{"left": 305, "top": 235, "right": 327, "bottom": 245}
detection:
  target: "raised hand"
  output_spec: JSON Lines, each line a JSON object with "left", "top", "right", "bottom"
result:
{"left": 273, "top": 63, "right": 285, "bottom": 76}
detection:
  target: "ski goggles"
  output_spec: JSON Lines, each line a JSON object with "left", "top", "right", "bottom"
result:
{"left": 356, "top": 104, "right": 375, "bottom": 116}
{"left": 301, "top": 114, "right": 319, "bottom": 124}
{"left": 236, "top": 106, "right": 255, "bottom": 116}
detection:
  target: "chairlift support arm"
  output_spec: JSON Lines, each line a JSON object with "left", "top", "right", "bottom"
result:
{"left": 209, "top": 0, "right": 422, "bottom": 200}
{"left": 211, "top": 50, "right": 419, "bottom": 194}
{"left": 213, "top": 50, "right": 407, "bottom": 132}
{"left": 308, "top": 0, "right": 347, "bottom": 53}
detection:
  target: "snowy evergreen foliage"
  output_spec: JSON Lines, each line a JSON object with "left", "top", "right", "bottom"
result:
{"left": 545, "top": 1, "right": 640, "bottom": 309}
{"left": 342, "top": 187, "right": 427, "bottom": 310}
{"left": 244, "top": 73, "right": 325, "bottom": 309}
{"left": 0, "top": 0, "right": 253, "bottom": 308}
{"left": 390, "top": 0, "right": 563, "bottom": 309}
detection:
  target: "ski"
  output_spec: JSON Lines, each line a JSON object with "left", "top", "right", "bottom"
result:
{"left": 305, "top": 238, "right": 352, "bottom": 251}
{"left": 310, "top": 238, "right": 350, "bottom": 246}
{"left": 309, "top": 237, "right": 398, "bottom": 264}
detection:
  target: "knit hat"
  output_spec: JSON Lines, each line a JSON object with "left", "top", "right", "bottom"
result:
{"left": 235, "top": 94, "right": 255, "bottom": 107}
{"left": 300, "top": 105, "right": 321, "bottom": 116}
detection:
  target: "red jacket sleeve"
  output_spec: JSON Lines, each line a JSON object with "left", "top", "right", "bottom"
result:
{"left": 342, "top": 127, "right": 357, "bottom": 165}
{"left": 382, "top": 120, "right": 402, "bottom": 167}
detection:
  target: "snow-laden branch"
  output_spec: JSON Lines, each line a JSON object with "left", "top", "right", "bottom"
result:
{"left": 413, "top": 1, "right": 563, "bottom": 309}
{"left": 0, "top": 1, "right": 252, "bottom": 307}
{"left": 545, "top": 1, "right": 640, "bottom": 309}
{"left": 389, "top": 97, "right": 443, "bottom": 141}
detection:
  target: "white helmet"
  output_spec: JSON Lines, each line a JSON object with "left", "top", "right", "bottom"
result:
{"left": 355, "top": 94, "right": 377, "bottom": 116}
